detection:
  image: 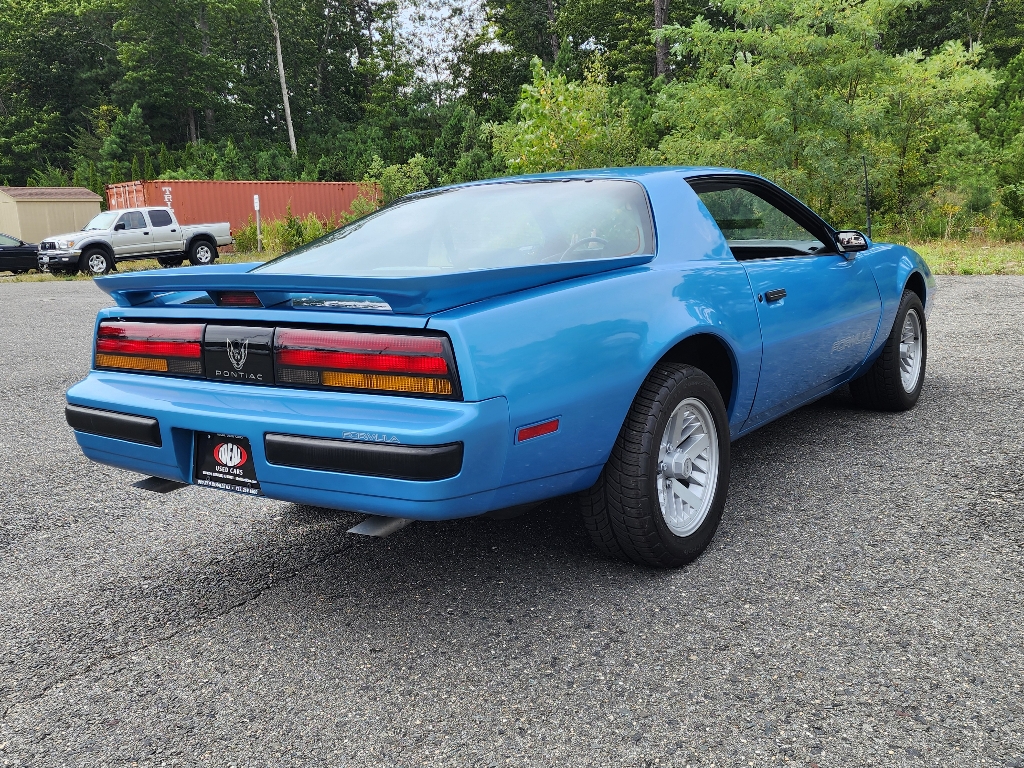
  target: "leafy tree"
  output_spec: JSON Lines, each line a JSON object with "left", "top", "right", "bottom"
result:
{"left": 492, "top": 58, "right": 642, "bottom": 173}
{"left": 653, "top": 0, "right": 995, "bottom": 234}
{"left": 885, "top": 0, "right": 1024, "bottom": 67}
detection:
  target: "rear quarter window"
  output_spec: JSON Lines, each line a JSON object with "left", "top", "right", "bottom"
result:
{"left": 148, "top": 210, "right": 173, "bottom": 227}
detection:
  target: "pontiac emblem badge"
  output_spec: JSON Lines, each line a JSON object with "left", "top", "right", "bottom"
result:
{"left": 225, "top": 338, "right": 249, "bottom": 371}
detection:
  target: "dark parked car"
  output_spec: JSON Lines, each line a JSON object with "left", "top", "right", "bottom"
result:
{"left": 0, "top": 232, "right": 38, "bottom": 273}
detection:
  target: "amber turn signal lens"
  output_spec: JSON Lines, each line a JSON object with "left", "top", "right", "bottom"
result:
{"left": 322, "top": 371, "right": 453, "bottom": 395}
{"left": 95, "top": 353, "right": 168, "bottom": 372}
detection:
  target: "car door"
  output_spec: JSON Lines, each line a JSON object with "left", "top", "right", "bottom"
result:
{"left": 111, "top": 211, "right": 152, "bottom": 256}
{"left": 0, "top": 232, "right": 24, "bottom": 271}
{"left": 690, "top": 177, "right": 882, "bottom": 427}
{"left": 147, "top": 209, "right": 182, "bottom": 253}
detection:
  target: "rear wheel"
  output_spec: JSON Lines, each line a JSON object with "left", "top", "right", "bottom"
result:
{"left": 850, "top": 290, "right": 927, "bottom": 411}
{"left": 580, "top": 363, "right": 731, "bottom": 567}
{"left": 188, "top": 240, "right": 216, "bottom": 266}
{"left": 79, "top": 249, "right": 112, "bottom": 276}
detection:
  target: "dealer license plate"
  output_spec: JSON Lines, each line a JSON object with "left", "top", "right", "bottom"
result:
{"left": 193, "top": 433, "right": 262, "bottom": 495}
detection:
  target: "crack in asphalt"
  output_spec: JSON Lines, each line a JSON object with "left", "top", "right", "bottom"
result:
{"left": 0, "top": 539, "right": 356, "bottom": 722}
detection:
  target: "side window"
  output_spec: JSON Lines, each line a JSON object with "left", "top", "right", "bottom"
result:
{"left": 148, "top": 209, "right": 173, "bottom": 227}
{"left": 696, "top": 186, "right": 826, "bottom": 260}
{"left": 116, "top": 212, "right": 132, "bottom": 229}
{"left": 0, "top": 232, "right": 20, "bottom": 246}
{"left": 128, "top": 211, "right": 147, "bottom": 229}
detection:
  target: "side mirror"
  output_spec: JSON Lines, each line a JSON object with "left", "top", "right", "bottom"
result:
{"left": 114, "top": 222, "right": 126, "bottom": 231}
{"left": 836, "top": 230, "right": 869, "bottom": 256}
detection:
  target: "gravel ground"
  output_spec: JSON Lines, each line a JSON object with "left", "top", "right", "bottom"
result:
{"left": 0, "top": 277, "right": 1021, "bottom": 768}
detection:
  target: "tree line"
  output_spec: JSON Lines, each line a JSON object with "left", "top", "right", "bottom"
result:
{"left": 1, "top": 0, "right": 1023, "bottom": 240}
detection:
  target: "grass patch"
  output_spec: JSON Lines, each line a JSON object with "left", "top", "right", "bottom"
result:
{"left": 3, "top": 240, "right": 1023, "bottom": 283}
{"left": 908, "top": 240, "right": 1024, "bottom": 276}
{"left": 0, "top": 250, "right": 270, "bottom": 283}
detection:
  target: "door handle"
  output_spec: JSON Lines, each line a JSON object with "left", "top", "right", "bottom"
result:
{"left": 170, "top": 229, "right": 177, "bottom": 232}
{"left": 765, "top": 288, "right": 787, "bottom": 302}
{"left": 143, "top": 231, "right": 150, "bottom": 235}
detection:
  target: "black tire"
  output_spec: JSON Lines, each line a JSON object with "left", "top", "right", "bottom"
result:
{"left": 79, "top": 249, "right": 112, "bottom": 276}
{"left": 850, "top": 290, "right": 927, "bottom": 411}
{"left": 188, "top": 239, "right": 216, "bottom": 266}
{"left": 579, "top": 363, "right": 731, "bottom": 568}
{"left": 157, "top": 256, "right": 184, "bottom": 268}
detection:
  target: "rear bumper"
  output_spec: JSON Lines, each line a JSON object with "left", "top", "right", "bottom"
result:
{"left": 66, "top": 370, "right": 515, "bottom": 520}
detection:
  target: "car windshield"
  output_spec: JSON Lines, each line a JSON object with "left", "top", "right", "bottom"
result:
{"left": 255, "top": 179, "right": 655, "bottom": 277}
{"left": 83, "top": 211, "right": 119, "bottom": 231}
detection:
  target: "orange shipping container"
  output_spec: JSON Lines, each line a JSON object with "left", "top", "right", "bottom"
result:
{"left": 106, "top": 180, "right": 368, "bottom": 236}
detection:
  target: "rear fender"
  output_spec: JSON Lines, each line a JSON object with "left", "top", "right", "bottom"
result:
{"left": 429, "top": 261, "right": 762, "bottom": 488}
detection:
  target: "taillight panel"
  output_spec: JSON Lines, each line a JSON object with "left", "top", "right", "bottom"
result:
{"left": 94, "top": 321, "right": 461, "bottom": 400}
{"left": 95, "top": 321, "right": 205, "bottom": 376}
{"left": 274, "top": 327, "right": 460, "bottom": 399}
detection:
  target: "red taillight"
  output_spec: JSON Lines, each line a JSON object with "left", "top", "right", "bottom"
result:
{"left": 215, "top": 291, "right": 262, "bottom": 307}
{"left": 275, "top": 328, "right": 458, "bottom": 397}
{"left": 95, "top": 321, "right": 204, "bottom": 376}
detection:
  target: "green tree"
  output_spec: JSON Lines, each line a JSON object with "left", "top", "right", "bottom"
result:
{"left": 99, "top": 103, "right": 153, "bottom": 178}
{"left": 492, "top": 58, "right": 642, "bottom": 173}
{"left": 653, "top": 0, "right": 995, "bottom": 232}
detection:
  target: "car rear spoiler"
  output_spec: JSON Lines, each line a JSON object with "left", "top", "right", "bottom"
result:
{"left": 93, "top": 255, "right": 655, "bottom": 315}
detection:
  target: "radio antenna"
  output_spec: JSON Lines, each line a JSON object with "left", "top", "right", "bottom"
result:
{"left": 862, "top": 155, "right": 872, "bottom": 239}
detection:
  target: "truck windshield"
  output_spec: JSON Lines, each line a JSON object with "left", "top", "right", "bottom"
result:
{"left": 255, "top": 179, "right": 655, "bottom": 277}
{"left": 83, "top": 212, "right": 120, "bottom": 231}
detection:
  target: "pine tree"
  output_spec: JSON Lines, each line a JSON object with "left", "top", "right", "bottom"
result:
{"left": 100, "top": 103, "right": 152, "bottom": 178}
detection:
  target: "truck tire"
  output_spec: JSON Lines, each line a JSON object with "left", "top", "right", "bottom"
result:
{"left": 157, "top": 256, "right": 184, "bottom": 268}
{"left": 79, "top": 249, "right": 113, "bottom": 276}
{"left": 188, "top": 240, "right": 216, "bottom": 266}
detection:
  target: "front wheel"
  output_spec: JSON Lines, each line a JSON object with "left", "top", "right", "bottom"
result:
{"left": 79, "top": 249, "right": 112, "bottom": 276}
{"left": 188, "top": 240, "right": 216, "bottom": 266}
{"left": 850, "top": 290, "right": 927, "bottom": 411}
{"left": 579, "top": 363, "right": 731, "bottom": 568}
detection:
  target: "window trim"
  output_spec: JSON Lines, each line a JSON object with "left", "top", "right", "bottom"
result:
{"left": 686, "top": 174, "right": 839, "bottom": 260}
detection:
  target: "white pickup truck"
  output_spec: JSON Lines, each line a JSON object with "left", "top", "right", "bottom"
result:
{"left": 38, "top": 207, "right": 233, "bottom": 276}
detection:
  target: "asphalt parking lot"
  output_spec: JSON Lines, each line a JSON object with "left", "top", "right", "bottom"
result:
{"left": 0, "top": 276, "right": 1022, "bottom": 767}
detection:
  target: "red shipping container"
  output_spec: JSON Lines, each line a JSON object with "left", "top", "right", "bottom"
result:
{"left": 105, "top": 180, "right": 370, "bottom": 237}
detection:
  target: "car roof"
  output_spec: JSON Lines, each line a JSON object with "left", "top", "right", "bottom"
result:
{"left": 411, "top": 166, "right": 767, "bottom": 196}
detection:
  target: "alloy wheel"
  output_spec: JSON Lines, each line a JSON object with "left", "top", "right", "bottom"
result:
{"left": 656, "top": 397, "right": 720, "bottom": 537}
{"left": 899, "top": 308, "right": 923, "bottom": 393}
{"left": 88, "top": 252, "right": 109, "bottom": 275}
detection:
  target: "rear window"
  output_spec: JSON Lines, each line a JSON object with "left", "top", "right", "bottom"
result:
{"left": 255, "top": 179, "right": 655, "bottom": 277}
{"left": 148, "top": 209, "right": 173, "bottom": 227}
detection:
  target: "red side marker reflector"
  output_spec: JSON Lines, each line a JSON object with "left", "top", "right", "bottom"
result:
{"left": 516, "top": 419, "right": 559, "bottom": 443}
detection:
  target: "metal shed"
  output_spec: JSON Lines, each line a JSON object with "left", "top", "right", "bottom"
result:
{"left": 0, "top": 187, "right": 103, "bottom": 244}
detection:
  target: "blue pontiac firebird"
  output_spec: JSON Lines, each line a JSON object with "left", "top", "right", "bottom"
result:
{"left": 65, "top": 167, "right": 934, "bottom": 567}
